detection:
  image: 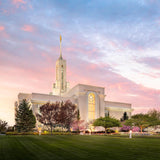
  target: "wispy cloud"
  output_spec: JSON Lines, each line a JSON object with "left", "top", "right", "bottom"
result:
{"left": 11, "top": 0, "right": 26, "bottom": 8}
{"left": 0, "top": 25, "right": 5, "bottom": 31}
{"left": 21, "top": 25, "right": 35, "bottom": 32}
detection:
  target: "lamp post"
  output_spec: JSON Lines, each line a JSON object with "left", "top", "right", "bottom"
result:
{"left": 38, "top": 124, "right": 42, "bottom": 136}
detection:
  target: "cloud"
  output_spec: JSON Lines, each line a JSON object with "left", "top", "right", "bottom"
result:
{"left": 12, "top": 0, "right": 26, "bottom": 4}
{"left": 138, "top": 57, "right": 160, "bottom": 69}
{"left": 12, "top": 0, "right": 26, "bottom": 8}
{"left": 0, "top": 26, "right": 5, "bottom": 31}
{"left": 21, "top": 25, "right": 35, "bottom": 32}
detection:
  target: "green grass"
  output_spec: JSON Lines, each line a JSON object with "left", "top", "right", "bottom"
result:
{"left": 0, "top": 135, "right": 160, "bottom": 160}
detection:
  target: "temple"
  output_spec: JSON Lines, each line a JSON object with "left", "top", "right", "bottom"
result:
{"left": 17, "top": 36, "right": 132, "bottom": 124}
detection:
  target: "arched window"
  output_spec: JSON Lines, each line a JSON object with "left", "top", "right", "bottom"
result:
{"left": 88, "top": 93, "right": 95, "bottom": 120}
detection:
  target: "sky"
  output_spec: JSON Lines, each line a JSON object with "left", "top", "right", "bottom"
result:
{"left": 0, "top": 0, "right": 160, "bottom": 125}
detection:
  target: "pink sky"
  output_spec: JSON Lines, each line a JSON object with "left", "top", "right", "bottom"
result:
{"left": 1, "top": 0, "right": 160, "bottom": 125}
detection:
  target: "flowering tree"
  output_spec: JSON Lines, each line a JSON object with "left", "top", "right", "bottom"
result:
{"left": 71, "top": 120, "right": 85, "bottom": 131}
{"left": 37, "top": 100, "right": 78, "bottom": 133}
{"left": 132, "top": 126, "right": 140, "bottom": 132}
{"left": 36, "top": 102, "right": 60, "bottom": 134}
{"left": 120, "top": 125, "right": 140, "bottom": 132}
{"left": 58, "top": 100, "right": 78, "bottom": 131}
{"left": 120, "top": 125, "right": 131, "bottom": 132}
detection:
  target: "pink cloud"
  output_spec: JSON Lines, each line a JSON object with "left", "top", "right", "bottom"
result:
{"left": 12, "top": 0, "right": 26, "bottom": 4}
{"left": 0, "top": 26, "right": 5, "bottom": 31}
{"left": 10, "top": 0, "right": 32, "bottom": 10}
{"left": 21, "top": 25, "right": 34, "bottom": 32}
{"left": 109, "top": 41, "right": 117, "bottom": 48}
{"left": 12, "top": 0, "right": 26, "bottom": 8}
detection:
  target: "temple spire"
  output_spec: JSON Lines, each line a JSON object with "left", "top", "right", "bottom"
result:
{"left": 60, "top": 35, "right": 62, "bottom": 59}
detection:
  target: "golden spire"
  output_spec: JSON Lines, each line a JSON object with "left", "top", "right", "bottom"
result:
{"left": 60, "top": 35, "right": 62, "bottom": 42}
{"left": 60, "top": 35, "right": 62, "bottom": 58}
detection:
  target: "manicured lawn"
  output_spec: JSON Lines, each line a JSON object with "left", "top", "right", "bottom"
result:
{"left": 0, "top": 135, "right": 160, "bottom": 160}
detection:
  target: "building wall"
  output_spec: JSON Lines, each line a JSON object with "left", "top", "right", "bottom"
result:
{"left": 17, "top": 85, "right": 132, "bottom": 124}
{"left": 105, "top": 101, "right": 132, "bottom": 120}
{"left": 18, "top": 92, "right": 75, "bottom": 117}
{"left": 66, "top": 84, "right": 105, "bottom": 122}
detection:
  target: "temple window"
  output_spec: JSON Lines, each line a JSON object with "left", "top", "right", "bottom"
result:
{"left": 88, "top": 92, "right": 95, "bottom": 120}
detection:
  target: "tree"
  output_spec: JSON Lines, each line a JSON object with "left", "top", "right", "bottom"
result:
{"left": 77, "top": 109, "right": 80, "bottom": 121}
{"left": 71, "top": 108, "right": 82, "bottom": 132}
{"left": 15, "top": 99, "right": 36, "bottom": 132}
{"left": 0, "top": 119, "right": 7, "bottom": 133}
{"left": 59, "top": 100, "right": 77, "bottom": 131}
{"left": 121, "top": 112, "right": 129, "bottom": 121}
{"left": 36, "top": 102, "right": 60, "bottom": 135}
{"left": 37, "top": 100, "right": 77, "bottom": 134}
{"left": 71, "top": 120, "right": 85, "bottom": 131}
{"left": 147, "top": 109, "right": 160, "bottom": 127}
{"left": 125, "top": 114, "right": 150, "bottom": 133}
{"left": 93, "top": 117, "right": 121, "bottom": 134}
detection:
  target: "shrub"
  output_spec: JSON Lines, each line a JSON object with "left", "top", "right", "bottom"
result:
{"left": 120, "top": 125, "right": 131, "bottom": 132}
{"left": 132, "top": 126, "right": 140, "bottom": 132}
{"left": 120, "top": 125, "right": 140, "bottom": 132}
{"left": 6, "top": 132, "right": 39, "bottom": 135}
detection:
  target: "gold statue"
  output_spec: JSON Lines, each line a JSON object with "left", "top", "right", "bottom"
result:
{"left": 60, "top": 35, "right": 62, "bottom": 42}
{"left": 60, "top": 35, "right": 62, "bottom": 58}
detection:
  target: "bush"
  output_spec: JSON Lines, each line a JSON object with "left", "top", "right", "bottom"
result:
{"left": 6, "top": 131, "right": 77, "bottom": 135}
{"left": 120, "top": 125, "right": 131, "bottom": 132}
{"left": 120, "top": 125, "right": 140, "bottom": 132}
{"left": 106, "top": 129, "right": 115, "bottom": 134}
{"left": 6, "top": 132, "right": 39, "bottom": 135}
{"left": 132, "top": 126, "right": 140, "bottom": 132}
{"left": 7, "top": 126, "right": 15, "bottom": 132}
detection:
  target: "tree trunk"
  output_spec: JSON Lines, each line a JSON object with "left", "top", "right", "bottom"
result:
{"left": 140, "top": 126, "right": 143, "bottom": 133}
{"left": 51, "top": 124, "right": 52, "bottom": 135}
{"left": 105, "top": 128, "right": 107, "bottom": 134}
{"left": 68, "top": 125, "right": 71, "bottom": 132}
{"left": 77, "top": 122, "right": 80, "bottom": 133}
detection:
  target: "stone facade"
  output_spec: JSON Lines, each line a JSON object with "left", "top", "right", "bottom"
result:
{"left": 105, "top": 101, "right": 132, "bottom": 120}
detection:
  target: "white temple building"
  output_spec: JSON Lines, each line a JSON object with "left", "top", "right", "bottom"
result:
{"left": 18, "top": 36, "right": 132, "bottom": 123}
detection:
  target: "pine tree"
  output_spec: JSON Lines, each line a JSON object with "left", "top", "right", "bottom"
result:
{"left": 15, "top": 99, "right": 36, "bottom": 132}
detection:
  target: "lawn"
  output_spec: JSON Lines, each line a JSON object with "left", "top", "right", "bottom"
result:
{"left": 0, "top": 135, "right": 160, "bottom": 160}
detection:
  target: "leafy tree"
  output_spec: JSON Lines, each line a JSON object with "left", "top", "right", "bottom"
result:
{"left": 125, "top": 114, "right": 151, "bottom": 133}
{"left": 59, "top": 100, "right": 77, "bottom": 131}
{"left": 0, "top": 119, "right": 7, "bottom": 133}
{"left": 37, "top": 100, "right": 77, "bottom": 133}
{"left": 15, "top": 99, "right": 36, "bottom": 132}
{"left": 93, "top": 117, "right": 121, "bottom": 134}
{"left": 148, "top": 109, "right": 160, "bottom": 119}
{"left": 105, "top": 111, "right": 109, "bottom": 117}
{"left": 147, "top": 109, "right": 160, "bottom": 127}
{"left": 36, "top": 102, "right": 60, "bottom": 135}
{"left": 121, "top": 112, "right": 129, "bottom": 121}
{"left": 77, "top": 109, "right": 80, "bottom": 121}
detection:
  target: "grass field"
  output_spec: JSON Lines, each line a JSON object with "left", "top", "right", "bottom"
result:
{"left": 0, "top": 135, "right": 160, "bottom": 160}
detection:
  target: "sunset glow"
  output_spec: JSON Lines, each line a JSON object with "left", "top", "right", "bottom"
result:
{"left": 0, "top": 0, "right": 160, "bottom": 125}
